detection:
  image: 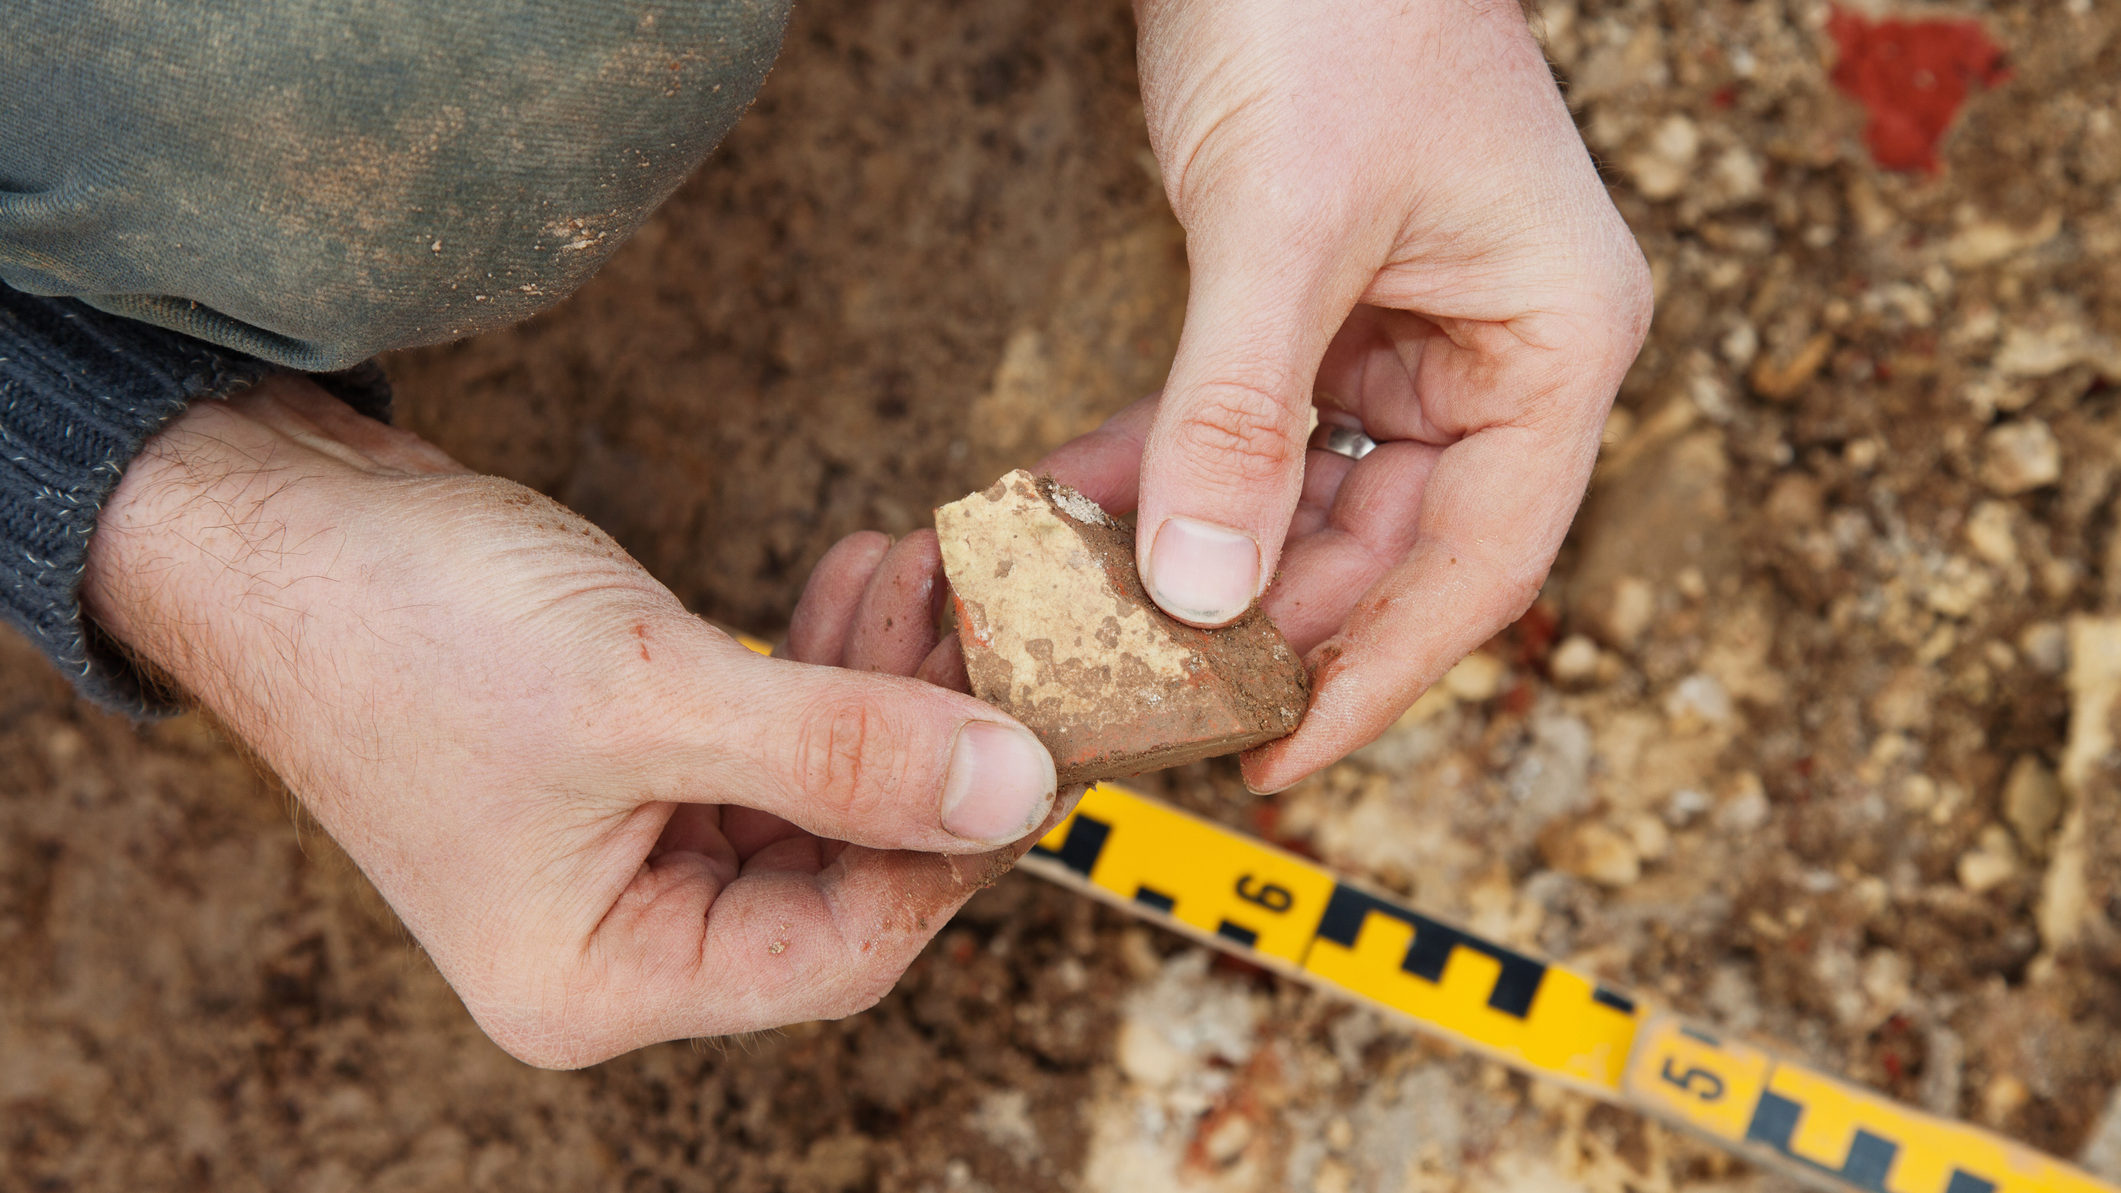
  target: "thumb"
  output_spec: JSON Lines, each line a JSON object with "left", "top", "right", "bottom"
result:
{"left": 675, "top": 645, "right": 1059, "bottom": 853}
{"left": 1136, "top": 229, "right": 1365, "bottom": 628}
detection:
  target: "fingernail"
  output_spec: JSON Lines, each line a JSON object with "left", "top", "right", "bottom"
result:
{"left": 941, "top": 722, "right": 1058, "bottom": 845}
{"left": 1147, "top": 517, "right": 1261, "bottom": 626}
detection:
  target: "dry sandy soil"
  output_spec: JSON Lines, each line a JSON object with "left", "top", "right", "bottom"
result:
{"left": 5, "top": 0, "right": 2120, "bottom": 1189}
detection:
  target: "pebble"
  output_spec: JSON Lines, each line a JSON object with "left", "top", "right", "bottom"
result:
{"left": 1994, "top": 318, "right": 2121, "bottom": 379}
{"left": 1115, "top": 1020, "right": 1187, "bottom": 1087}
{"left": 1945, "top": 211, "right": 2062, "bottom": 269}
{"left": 1709, "top": 144, "right": 1764, "bottom": 204}
{"left": 1983, "top": 1073, "right": 2030, "bottom": 1126}
{"left": 1963, "top": 500, "right": 2018, "bottom": 568}
{"left": 1868, "top": 667, "right": 1937, "bottom": 733}
{"left": 1625, "top": 812, "right": 1672, "bottom": 863}
{"left": 1597, "top": 576, "right": 1657, "bottom": 649}
{"left": 1715, "top": 773, "right": 1772, "bottom": 834}
{"left": 2000, "top": 755, "right": 2062, "bottom": 851}
{"left": 1858, "top": 949, "right": 1911, "bottom": 1020}
{"left": 1956, "top": 824, "right": 2021, "bottom": 894}
{"left": 1979, "top": 421, "right": 2062, "bottom": 495}
{"left": 2019, "top": 620, "right": 2069, "bottom": 675}
{"left": 1625, "top": 114, "right": 1700, "bottom": 200}
{"left": 1200, "top": 1113, "right": 1253, "bottom": 1166}
{"left": 1923, "top": 555, "right": 1994, "bottom": 619}
{"left": 1664, "top": 787, "right": 1711, "bottom": 827}
{"left": 1549, "top": 634, "right": 1603, "bottom": 687}
{"left": 1664, "top": 673, "right": 1735, "bottom": 730}
{"left": 1542, "top": 820, "right": 1643, "bottom": 888}
{"left": 1749, "top": 332, "right": 1835, "bottom": 400}
{"left": 1719, "top": 320, "right": 1759, "bottom": 367}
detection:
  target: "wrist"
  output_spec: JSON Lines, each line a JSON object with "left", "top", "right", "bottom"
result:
{"left": 81, "top": 375, "right": 462, "bottom": 736}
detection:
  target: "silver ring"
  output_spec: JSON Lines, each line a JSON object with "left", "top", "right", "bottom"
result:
{"left": 1308, "top": 423, "right": 1379, "bottom": 461}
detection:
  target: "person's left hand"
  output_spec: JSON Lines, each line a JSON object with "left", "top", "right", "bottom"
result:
{"left": 1043, "top": 0, "right": 1653, "bottom": 792}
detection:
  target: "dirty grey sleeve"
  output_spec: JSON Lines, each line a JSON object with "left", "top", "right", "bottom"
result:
{"left": 0, "top": 0, "right": 790, "bottom": 371}
{"left": 0, "top": 286, "right": 388, "bottom": 715}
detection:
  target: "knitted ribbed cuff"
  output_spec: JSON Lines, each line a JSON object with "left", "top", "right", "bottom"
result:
{"left": 0, "top": 285, "right": 391, "bottom": 716}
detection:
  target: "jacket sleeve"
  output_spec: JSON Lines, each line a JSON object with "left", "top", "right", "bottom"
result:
{"left": 0, "top": 285, "right": 389, "bottom": 715}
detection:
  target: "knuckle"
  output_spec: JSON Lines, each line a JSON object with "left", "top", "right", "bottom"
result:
{"left": 790, "top": 694, "right": 916, "bottom": 820}
{"left": 1173, "top": 384, "right": 1302, "bottom": 485}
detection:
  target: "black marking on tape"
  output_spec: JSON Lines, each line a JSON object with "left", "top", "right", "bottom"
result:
{"left": 1133, "top": 885, "right": 1176, "bottom": 914}
{"left": 1216, "top": 920, "right": 1259, "bottom": 948}
{"left": 1593, "top": 987, "right": 1636, "bottom": 1015}
{"left": 1744, "top": 1091, "right": 1803, "bottom": 1151}
{"left": 1842, "top": 1130, "right": 1897, "bottom": 1191}
{"left": 1680, "top": 1025, "right": 1721, "bottom": 1046}
{"left": 1746, "top": 1091, "right": 1950, "bottom": 1193}
{"left": 1315, "top": 886, "right": 1548, "bottom": 1017}
{"left": 1029, "top": 814, "right": 1111, "bottom": 878}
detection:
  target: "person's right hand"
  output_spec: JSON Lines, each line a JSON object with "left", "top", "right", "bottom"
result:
{"left": 81, "top": 375, "right": 1060, "bottom": 1067}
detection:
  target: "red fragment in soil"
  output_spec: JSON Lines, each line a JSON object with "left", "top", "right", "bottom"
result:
{"left": 1827, "top": 6, "right": 2009, "bottom": 174}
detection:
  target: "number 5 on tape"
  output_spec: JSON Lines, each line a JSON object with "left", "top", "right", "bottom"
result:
{"left": 1626, "top": 1015, "right": 2110, "bottom": 1193}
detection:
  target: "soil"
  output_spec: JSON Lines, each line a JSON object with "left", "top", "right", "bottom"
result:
{"left": 5, "top": 0, "right": 2120, "bottom": 1190}
{"left": 938, "top": 471, "right": 1306, "bottom": 785}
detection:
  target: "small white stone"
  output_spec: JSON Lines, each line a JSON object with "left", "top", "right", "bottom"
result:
{"left": 2020, "top": 621, "right": 2069, "bottom": 675}
{"left": 1980, "top": 421, "right": 2062, "bottom": 495}
{"left": 1544, "top": 820, "right": 1642, "bottom": 888}
{"left": 1625, "top": 813, "right": 1671, "bottom": 863}
{"left": 1597, "top": 576, "right": 1657, "bottom": 649}
{"left": 1664, "top": 673, "right": 1734, "bottom": 729}
{"left": 1859, "top": 949, "right": 1911, "bottom": 1019}
{"left": 1946, "top": 212, "right": 2062, "bottom": 269}
{"left": 2002, "top": 755, "right": 2063, "bottom": 851}
{"left": 1956, "top": 825, "right": 2021, "bottom": 894}
{"left": 1720, "top": 320, "right": 1759, "bottom": 367}
{"left": 1665, "top": 787, "right": 1711, "bottom": 826}
{"left": 1549, "top": 634, "right": 1603, "bottom": 686}
{"left": 1625, "top": 114, "right": 1701, "bottom": 201}
{"left": 1200, "top": 1113, "right": 1253, "bottom": 1166}
{"left": 1710, "top": 145, "right": 1763, "bottom": 203}
{"left": 1964, "top": 501, "right": 2018, "bottom": 568}
{"left": 1115, "top": 1019, "right": 1187, "bottom": 1087}
{"left": 1923, "top": 555, "right": 1994, "bottom": 619}
{"left": 1716, "top": 774, "right": 1771, "bottom": 834}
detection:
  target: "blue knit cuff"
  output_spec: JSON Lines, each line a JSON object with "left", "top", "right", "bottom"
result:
{"left": 0, "top": 285, "right": 390, "bottom": 715}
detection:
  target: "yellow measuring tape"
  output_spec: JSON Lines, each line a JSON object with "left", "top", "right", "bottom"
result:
{"left": 733, "top": 635, "right": 2111, "bottom": 1191}
{"left": 1023, "top": 783, "right": 2113, "bottom": 1193}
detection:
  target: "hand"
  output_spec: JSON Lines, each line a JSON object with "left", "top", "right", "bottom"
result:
{"left": 1043, "top": 0, "right": 1652, "bottom": 790}
{"left": 82, "top": 377, "right": 1060, "bottom": 1067}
